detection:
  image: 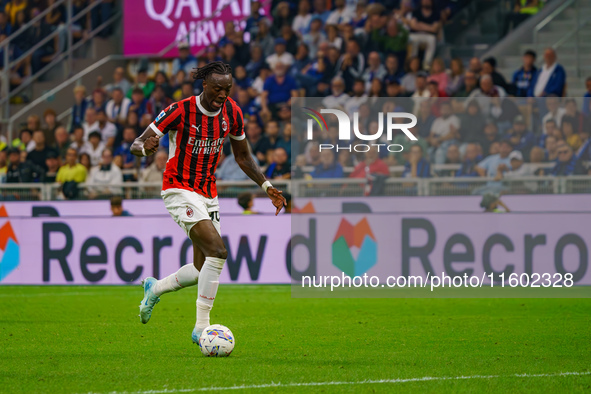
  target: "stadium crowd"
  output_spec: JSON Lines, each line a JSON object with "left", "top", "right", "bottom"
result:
{"left": 0, "top": 0, "right": 115, "bottom": 93}
{"left": 1, "top": 0, "right": 590, "bottom": 199}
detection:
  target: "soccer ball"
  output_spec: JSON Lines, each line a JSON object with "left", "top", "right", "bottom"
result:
{"left": 198, "top": 324, "right": 235, "bottom": 357}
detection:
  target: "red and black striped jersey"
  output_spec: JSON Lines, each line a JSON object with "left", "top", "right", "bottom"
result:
{"left": 149, "top": 95, "right": 245, "bottom": 198}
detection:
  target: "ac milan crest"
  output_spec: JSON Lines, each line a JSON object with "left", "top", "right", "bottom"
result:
{"left": 222, "top": 120, "right": 228, "bottom": 131}
{"left": 186, "top": 207, "right": 194, "bottom": 218}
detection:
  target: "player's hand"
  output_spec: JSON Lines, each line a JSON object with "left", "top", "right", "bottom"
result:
{"left": 267, "top": 187, "right": 287, "bottom": 216}
{"left": 144, "top": 136, "right": 160, "bottom": 154}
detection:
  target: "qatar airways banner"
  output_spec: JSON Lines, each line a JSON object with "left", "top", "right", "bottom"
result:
{"left": 0, "top": 214, "right": 291, "bottom": 285}
{"left": 123, "top": 0, "right": 271, "bottom": 57}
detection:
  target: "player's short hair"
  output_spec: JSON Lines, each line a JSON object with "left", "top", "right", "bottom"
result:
{"left": 192, "top": 61, "right": 232, "bottom": 82}
{"left": 237, "top": 192, "right": 253, "bottom": 210}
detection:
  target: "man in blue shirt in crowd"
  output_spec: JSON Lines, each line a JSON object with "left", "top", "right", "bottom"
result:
{"left": 456, "top": 143, "right": 482, "bottom": 177}
{"left": 512, "top": 50, "right": 537, "bottom": 97}
{"left": 507, "top": 115, "right": 536, "bottom": 160}
{"left": 311, "top": 150, "right": 344, "bottom": 178}
{"left": 551, "top": 142, "right": 586, "bottom": 176}
{"left": 529, "top": 48, "right": 566, "bottom": 97}
{"left": 262, "top": 62, "right": 298, "bottom": 114}
{"left": 476, "top": 139, "right": 513, "bottom": 178}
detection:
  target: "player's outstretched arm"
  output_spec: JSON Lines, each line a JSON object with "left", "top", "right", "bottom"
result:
{"left": 130, "top": 126, "right": 160, "bottom": 157}
{"left": 230, "top": 137, "right": 287, "bottom": 215}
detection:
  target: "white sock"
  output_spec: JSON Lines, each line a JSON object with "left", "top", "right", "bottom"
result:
{"left": 153, "top": 264, "right": 200, "bottom": 297}
{"left": 195, "top": 256, "right": 225, "bottom": 330}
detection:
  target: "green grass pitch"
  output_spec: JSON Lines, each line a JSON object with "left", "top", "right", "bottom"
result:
{"left": 0, "top": 285, "right": 590, "bottom": 393}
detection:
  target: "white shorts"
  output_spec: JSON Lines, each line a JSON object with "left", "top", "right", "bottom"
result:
{"left": 162, "top": 188, "right": 221, "bottom": 237}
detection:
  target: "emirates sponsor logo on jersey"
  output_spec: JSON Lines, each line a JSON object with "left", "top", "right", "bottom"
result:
{"left": 191, "top": 137, "right": 225, "bottom": 155}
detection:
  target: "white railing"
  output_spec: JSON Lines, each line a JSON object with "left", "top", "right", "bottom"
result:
{"left": 0, "top": 176, "right": 589, "bottom": 201}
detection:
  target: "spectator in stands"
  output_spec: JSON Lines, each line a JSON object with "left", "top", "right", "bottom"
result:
{"left": 105, "top": 87, "right": 131, "bottom": 125}
{"left": 350, "top": 148, "right": 389, "bottom": 178}
{"left": 82, "top": 107, "right": 100, "bottom": 141}
{"left": 468, "top": 57, "right": 482, "bottom": 75}
{"left": 310, "top": 150, "right": 343, "bottom": 178}
{"left": 27, "top": 130, "right": 54, "bottom": 171}
{"left": 446, "top": 58, "right": 464, "bottom": 96}
{"left": 87, "top": 148, "right": 123, "bottom": 198}
{"left": 576, "top": 125, "right": 591, "bottom": 161}
{"left": 110, "top": 196, "right": 132, "bottom": 217}
{"left": 503, "top": 0, "right": 542, "bottom": 35}
{"left": 337, "top": 39, "right": 365, "bottom": 92}
{"left": 512, "top": 50, "right": 537, "bottom": 97}
{"left": 56, "top": 147, "right": 86, "bottom": 197}
{"left": 27, "top": 115, "right": 41, "bottom": 133}
{"left": 79, "top": 152, "right": 91, "bottom": 172}
{"left": 370, "top": 18, "right": 409, "bottom": 69}
{"left": 457, "top": 100, "right": 485, "bottom": 146}
{"left": 408, "top": 0, "right": 440, "bottom": 70}
{"left": 53, "top": 126, "right": 69, "bottom": 160}
{"left": 44, "top": 150, "right": 60, "bottom": 183}
{"left": 265, "top": 147, "right": 291, "bottom": 179}
{"left": 266, "top": 38, "right": 295, "bottom": 70}
{"left": 261, "top": 62, "right": 298, "bottom": 115}
{"left": 550, "top": 142, "right": 586, "bottom": 176}
{"left": 362, "top": 51, "right": 387, "bottom": 89}
{"left": 71, "top": 86, "right": 89, "bottom": 130}
{"left": 507, "top": 115, "right": 536, "bottom": 160}
{"left": 6, "top": 147, "right": 43, "bottom": 183}
{"left": 114, "top": 126, "right": 137, "bottom": 173}
{"left": 83, "top": 131, "right": 105, "bottom": 167}
{"left": 179, "top": 81, "right": 195, "bottom": 100}
{"left": 403, "top": 144, "right": 431, "bottom": 178}
{"left": 345, "top": 79, "right": 368, "bottom": 114}
{"left": 476, "top": 139, "right": 513, "bottom": 178}
{"left": 382, "top": 55, "right": 404, "bottom": 84}
{"left": 482, "top": 57, "right": 509, "bottom": 92}
{"left": 29, "top": 7, "right": 55, "bottom": 74}
{"left": 583, "top": 77, "right": 591, "bottom": 116}
{"left": 561, "top": 116, "right": 582, "bottom": 151}
{"left": 128, "top": 67, "right": 155, "bottom": 99}
{"left": 96, "top": 109, "right": 116, "bottom": 148}
{"left": 69, "top": 125, "right": 85, "bottom": 152}
{"left": 456, "top": 143, "right": 482, "bottom": 177}
{"left": 530, "top": 146, "right": 546, "bottom": 168}
{"left": 15, "top": 128, "right": 34, "bottom": 153}
{"left": 141, "top": 150, "right": 167, "bottom": 183}
{"left": 326, "top": 0, "right": 352, "bottom": 25}
{"left": 292, "top": 0, "right": 312, "bottom": 37}
{"left": 530, "top": 48, "right": 566, "bottom": 97}
{"left": 0, "top": 11, "right": 12, "bottom": 39}
{"left": 148, "top": 85, "right": 172, "bottom": 117}
{"left": 428, "top": 58, "right": 449, "bottom": 94}
{"left": 411, "top": 72, "right": 430, "bottom": 113}
{"left": 246, "top": 121, "right": 270, "bottom": 165}
{"left": 90, "top": 89, "right": 107, "bottom": 112}
{"left": 454, "top": 70, "right": 478, "bottom": 97}
{"left": 564, "top": 98, "right": 587, "bottom": 133}
{"left": 428, "top": 101, "right": 460, "bottom": 164}
{"left": 400, "top": 57, "right": 420, "bottom": 94}
{"left": 106, "top": 67, "right": 132, "bottom": 96}
{"left": 129, "top": 87, "right": 152, "bottom": 119}
{"left": 494, "top": 150, "right": 535, "bottom": 180}
{"left": 541, "top": 96, "right": 565, "bottom": 134}
{"left": 172, "top": 42, "right": 197, "bottom": 75}
{"left": 544, "top": 135, "right": 559, "bottom": 162}
{"left": 36, "top": 110, "right": 55, "bottom": 147}
{"left": 322, "top": 76, "right": 348, "bottom": 109}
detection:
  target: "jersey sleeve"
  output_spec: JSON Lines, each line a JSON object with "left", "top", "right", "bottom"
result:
{"left": 149, "top": 103, "right": 182, "bottom": 137}
{"left": 229, "top": 103, "right": 246, "bottom": 140}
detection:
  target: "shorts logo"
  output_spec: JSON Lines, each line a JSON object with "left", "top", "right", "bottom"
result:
{"left": 186, "top": 207, "right": 194, "bottom": 218}
{"left": 221, "top": 120, "right": 228, "bottom": 131}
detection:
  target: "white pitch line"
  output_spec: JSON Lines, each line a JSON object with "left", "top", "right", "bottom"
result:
{"left": 91, "top": 371, "right": 591, "bottom": 394}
